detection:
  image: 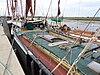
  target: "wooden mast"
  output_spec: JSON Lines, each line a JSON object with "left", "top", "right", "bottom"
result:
{"left": 6, "top": 0, "right": 10, "bottom": 15}
{"left": 11, "top": 0, "right": 15, "bottom": 19}
{"left": 14, "top": 0, "right": 18, "bottom": 18}
{"left": 33, "top": 0, "right": 36, "bottom": 16}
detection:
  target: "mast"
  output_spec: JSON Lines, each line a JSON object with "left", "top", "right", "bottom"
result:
{"left": 25, "top": 0, "right": 33, "bottom": 18}
{"left": 33, "top": 0, "right": 36, "bottom": 16}
{"left": 11, "top": 0, "right": 15, "bottom": 19}
{"left": 14, "top": 0, "right": 18, "bottom": 18}
{"left": 6, "top": 0, "right": 10, "bottom": 15}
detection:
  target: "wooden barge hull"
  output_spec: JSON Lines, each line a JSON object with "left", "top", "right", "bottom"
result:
{"left": 8, "top": 20, "right": 99, "bottom": 75}
{"left": 18, "top": 35, "right": 69, "bottom": 75}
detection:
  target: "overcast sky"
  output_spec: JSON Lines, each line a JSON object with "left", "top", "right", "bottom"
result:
{"left": 0, "top": 0, "right": 100, "bottom": 17}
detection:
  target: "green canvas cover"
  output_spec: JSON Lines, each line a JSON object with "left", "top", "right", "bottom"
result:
{"left": 51, "top": 17, "right": 63, "bottom": 22}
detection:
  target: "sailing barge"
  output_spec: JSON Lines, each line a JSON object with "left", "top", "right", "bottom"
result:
{"left": 9, "top": 19, "right": 99, "bottom": 75}
{"left": 4, "top": 0, "right": 100, "bottom": 75}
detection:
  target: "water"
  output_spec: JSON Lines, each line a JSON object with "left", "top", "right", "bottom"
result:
{"left": 63, "top": 20, "right": 100, "bottom": 32}
{"left": 48, "top": 19, "right": 100, "bottom": 32}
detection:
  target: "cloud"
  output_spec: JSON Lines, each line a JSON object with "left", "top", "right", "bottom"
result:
{"left": 80, "top": 0, "right": 100, "bottom": 8}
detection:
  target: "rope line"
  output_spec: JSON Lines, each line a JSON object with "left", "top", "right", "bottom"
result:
{"left": 67, "top": 27, "right": 100, "bottom": 75}
{"left": 73, "top": 8, "right": 100, "bottom": 45}
{"left": 3, "top": 34, "right": 15, "bottom": 75}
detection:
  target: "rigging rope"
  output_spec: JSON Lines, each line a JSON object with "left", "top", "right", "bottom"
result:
{"left": 3, "top": 34, "right": 15, "bottom": 75}
{"left": 73, "top": 8, "right": 100, "bottom": 45}
{"left": 36, "top": 1, "right": 45, "bottom": 17}
{"left": 45, "top": 0, "right": 52, "bottom": 20}
{"left": 29, "top": 35, "right": 37, "bottom": 47}
{"left": 66, "top": 8, "right": 100, "bottom": 75}
{"left": 62, "top": 0, "right": 68, "bottom": 17}
{"left": 67, "top": 27, "right": 100, "bottom": 75}
{"left": 51, "top": 46, "right": 72, "bottom": 73}
{"left": 76, "top": 0, "right": 82, "bottom": 29}
{"left": 77, "top": 0, "right": 81, "bottom": 17}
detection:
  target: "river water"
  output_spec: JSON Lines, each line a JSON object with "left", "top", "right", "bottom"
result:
{"left": 63, "top": 20, "right": 100, "bottom": 32}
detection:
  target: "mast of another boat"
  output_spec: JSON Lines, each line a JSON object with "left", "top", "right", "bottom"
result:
{"left": 10, "top": 0, "right": 18, "bottom": 20}
{"left": 6, "top": 0, "right": 10, "bottom": 16}
{"left": 56, "top": 0, "right": 61, "bottom": 24}
{"left": 33, "top": 0, "right": 36, "bottom": 19}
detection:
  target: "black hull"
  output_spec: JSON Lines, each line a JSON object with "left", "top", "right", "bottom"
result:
{"left": 2, "top": 19, "right": 52, "bottom": 75}
{"left": 2, "top": 19, "right": 12, "bottom": 42}
{"left": 13, "top": 37, "right": 52, "bottom": 75}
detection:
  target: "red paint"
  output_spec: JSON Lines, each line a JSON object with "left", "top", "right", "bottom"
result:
{"left": 18, "top": 35, "right": 69, "bottom": 75}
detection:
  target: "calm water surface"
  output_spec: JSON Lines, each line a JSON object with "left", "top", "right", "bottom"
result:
{"left": 63, "top": 20, "right": 100, "bottom": 32}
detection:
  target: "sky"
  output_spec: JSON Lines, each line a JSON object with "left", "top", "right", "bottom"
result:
{"left": 0, "top": 0, "right": 100, "bottom": 17}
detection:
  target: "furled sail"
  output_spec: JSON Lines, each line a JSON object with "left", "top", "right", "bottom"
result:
{"left": 57, "top": 0, "right": 61, "bottom": 17}
{"left": 25, "top": 0, "right": 33, "bottom": 18}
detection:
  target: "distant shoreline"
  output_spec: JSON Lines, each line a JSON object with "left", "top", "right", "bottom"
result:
{"left": 63, "top": 17, "right": 100, "bottom": 21}
{"left": 1, "top": 16, "right": 100, "bottom": 21}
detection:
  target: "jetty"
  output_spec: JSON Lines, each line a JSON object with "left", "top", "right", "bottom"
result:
{"left": 0, "top": 25, "right": 25, "bottom": 75}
